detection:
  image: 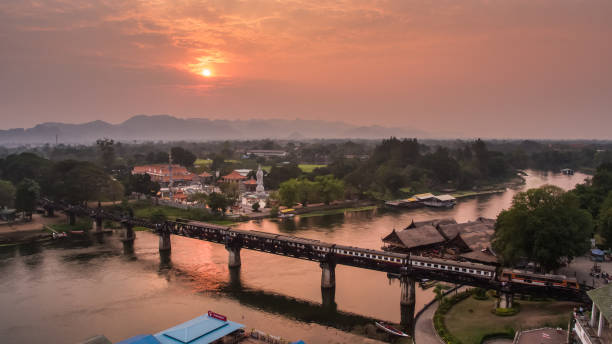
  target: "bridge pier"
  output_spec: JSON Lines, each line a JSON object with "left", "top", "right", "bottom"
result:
{"left": 67, "top": 212, "right": 76, "bottom": 226}
{"left": 320, "top": 261, "right": 336, "bottom": 289}
{"left": 95, "top": 216, "right": 103, "bottom": 233}
{"left": 159, "top": 231, "right": 171, "bottom": 252}
{"left": 400, "top": 275, "right": 416, "bottom": 306}
{"left": 321, "top": 286, "right": 337, "bottom": 310}
{"left": 497, "top": 292, "right": 513, "bottom": 309}
{"left": 227, "top": 246, "right": 241, "bottom": 268}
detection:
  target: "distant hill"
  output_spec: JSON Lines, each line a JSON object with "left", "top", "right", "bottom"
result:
{"left": 0, "top": 115, "right": 427, "bottom": 145}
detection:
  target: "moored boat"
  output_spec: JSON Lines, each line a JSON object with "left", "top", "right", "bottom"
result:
{"left": 375, "top": 321, "right": 409, "bottom": 337}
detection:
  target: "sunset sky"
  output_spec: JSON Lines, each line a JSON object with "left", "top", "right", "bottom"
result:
{"left": 1, "top": 0, "right": 611, "bottom": 138}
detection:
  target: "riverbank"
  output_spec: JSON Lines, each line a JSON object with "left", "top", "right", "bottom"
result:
{"left": 0, "top": 213, "right": 65, "bottom": 244}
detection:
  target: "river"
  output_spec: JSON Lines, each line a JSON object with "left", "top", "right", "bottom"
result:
{"left": 0, "top": 170, "right": 587, "bottom": 343}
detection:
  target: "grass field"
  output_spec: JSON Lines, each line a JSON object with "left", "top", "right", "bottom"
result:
{"left": 444, "top": 296, "right": 575, "bottom": 343}
{"left": 194, "top": 159, "right": 212, "bottom": 166}
{"left": 298, "top": 164, "right": 326, "bottom": 173}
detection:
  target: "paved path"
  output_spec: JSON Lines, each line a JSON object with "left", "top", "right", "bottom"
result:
{"left": 413, "top": 298, "right": 443, "bottom": 344}
{"left": 414, "top": 286, "right": 469, "bottom": 344}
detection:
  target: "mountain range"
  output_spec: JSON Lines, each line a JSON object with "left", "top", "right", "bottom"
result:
{"left": 0, "top": 115, "right": 426, "bottom": 145}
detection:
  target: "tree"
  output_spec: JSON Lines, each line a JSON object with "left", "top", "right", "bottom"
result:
{"left": 1, "top": 152, "right": 50, "bottom": 185}
{"left": 96, "top": 138, "right": 116, "bottom": 171}
{"left": 278, "top": 179, "right": 299, "bottom": 207}
{"left": 150, "top": 209, "right": 167, "bottom": 224}
{"left": 598, "top": 192, "right": 612, "bottom": 249}
{"left": 124, "top": 173, "right": 160, "bottom": 197}
{"left": 0, "top": 180, "right": 16, "bottom": 208}
{"left": 315, "top": 175, "right": 345, "bottom": 205}
{"left": 492, "top": 185, "right": 593, "bottom": 272}
{"left": 14, "top": 179, "right": 40, "bottom": 219}
{"left": 171, "top": 147, "right": 196, "bottom": 167}
{"left": 46, "top": 160, "right": 112, "bottom": 204}
{"left": 207, "top": 192, "right": 230, "bottom": 215}
{"left": 252, "top": 202, "right": 260, "bottom": 212}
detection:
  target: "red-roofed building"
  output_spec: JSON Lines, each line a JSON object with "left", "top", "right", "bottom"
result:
{"left": 221, "top": 171, "right": 247, "bottom": 183}
{"left": 244, "top": 178, "right": 258, "bottom": 192}
{"left": 132, "top": 164, "right": 195, "bottom": 186}
{"left": 198, "top": 171, "right": 213, "bottom": 184}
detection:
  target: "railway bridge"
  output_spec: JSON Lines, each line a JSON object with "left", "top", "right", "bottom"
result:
{"left": 42, "top": 199, "right": 591, "bottom": 331}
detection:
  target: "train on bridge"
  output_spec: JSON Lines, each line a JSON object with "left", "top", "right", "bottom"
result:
{"left": 168, "top": 220, "right": 581, "bottom": 292}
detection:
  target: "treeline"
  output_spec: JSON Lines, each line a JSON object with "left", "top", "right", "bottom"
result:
{"left": 492, "top": 163, "right": 612, "bottom": 271}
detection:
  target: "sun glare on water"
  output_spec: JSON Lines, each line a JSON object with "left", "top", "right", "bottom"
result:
{"left": 201, "top": 69, "right": 212, "bottom": 77}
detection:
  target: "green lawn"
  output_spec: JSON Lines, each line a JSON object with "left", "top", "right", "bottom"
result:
{"left": 444, "top": 296, "right": 575, "bottom": 343}
{"left": 298, "top": 164, "right": 326, "bottom": 173}
{"left": 194, "top": 159, "right": 212, "bottom": 166}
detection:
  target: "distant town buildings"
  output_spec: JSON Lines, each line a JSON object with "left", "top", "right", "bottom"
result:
{"left": 244, "top": 149, "right": 287, "bottom": 158}
{"left": 132, "top": 164, "right": 194, "bottom": 186}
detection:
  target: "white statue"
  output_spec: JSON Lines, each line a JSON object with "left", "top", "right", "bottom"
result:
{"left": 256, "top": 165, "right": 265, "bottom": 195}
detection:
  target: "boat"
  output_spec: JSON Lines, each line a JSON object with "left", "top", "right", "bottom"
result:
{"left": 375, "top": 321, "right": 409, "bottom": 337}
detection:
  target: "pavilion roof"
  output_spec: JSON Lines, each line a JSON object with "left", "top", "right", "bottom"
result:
{"left": 222, "top": 171, "right": 246, "bottom": 180}
{"left": 588, "top": 284, "right": 612, "bottom": 323}
{"left": 244, "top": 178, "right": 257, "bottom": 185}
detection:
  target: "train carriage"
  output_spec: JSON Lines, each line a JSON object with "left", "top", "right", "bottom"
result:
{"left": 410, "top": 255, "right": 496, "bottom": 279}
{"left": 500, "top": 269, "right": 579, "bottom": 289}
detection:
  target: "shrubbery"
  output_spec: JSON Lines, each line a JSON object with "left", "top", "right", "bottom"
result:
{"left": 433, "top": 289, "right": 473, "bottom": 344}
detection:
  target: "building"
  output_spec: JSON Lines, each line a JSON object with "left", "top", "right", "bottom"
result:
{"left": 115, "top": 312, "right": 245, "bottom": 344}
{"left": 132, "top": 164, "right": 195, "bottom": 186}
{"left": 197, "top": 171, "right": 213, "bottom": 184}
{"left": 382, "top": 219, "right": 452, "bottom": 254}
{"left": 244, "top": 178, "right": 258, "bottom": 192}
{"left": 574, "top": 283, "right": 612, "bottom": 344}
{"left": 382, "top": 218, "right": 498, "bottom": 265}
{"left": 220, "top": 170, "right": 247, "bottom": 183}
{"left": 245, "top": 150, "right": 287, "bottom": 158}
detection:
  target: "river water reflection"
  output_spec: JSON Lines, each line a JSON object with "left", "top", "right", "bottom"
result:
{"left": 0, "top": 170, "right": 587, "bottom": 343}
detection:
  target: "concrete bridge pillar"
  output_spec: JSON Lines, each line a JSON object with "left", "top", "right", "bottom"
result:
{"left": 321, "top": 286, "right": 337, "bottom": 310}
{"left": 400, "top": 275, "right": 416, "bottom": 306}
{"left": 320, "top": 261, "right": 336, "bottom": 289}
{"left": 159, "top": 231, "right": 172, "bottom": 252}
{"left": 124, "top": 223, "right": 135, "bottom": 240}
{"left": 95, "top": 217, "right": 103, "bottom": 233}
{"left": 497, "top": 292, "right": 513, "bottom": 309}
{"left": 67, "top": 212, "right": 76, "bottom": 226}
{"left": 227, "top": 246, "right": 241, "bottom": 268}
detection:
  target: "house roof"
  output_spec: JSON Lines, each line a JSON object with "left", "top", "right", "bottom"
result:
{"left": 244, "top": 178, "right": 257, "bottom": 185}
{"left": 199, "top": 171, "right": 212, "bottom": 177}
{"left": 407, "top": 218, "right": 456, "bottom": 229}
{"left": 222, "top": 171, "right": 246, "bottom": 180}
{"left": 383, "top": 225, "right": 446, "bottom": 249}
{"left": 152, "top": 314, "right": 244, "bottom": 344}
{"left": 414, "top": 193, "right": 435, "bottom": 200}
{"left": 588, "top": 284, "right": 612, "bottom": 323}
{"left": 434, "top": 194, "right": 456, "bottom": 201}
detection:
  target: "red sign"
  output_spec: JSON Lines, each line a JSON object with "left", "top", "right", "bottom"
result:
{"left": 208, "top": 311, "right": 227, "bottom": 321}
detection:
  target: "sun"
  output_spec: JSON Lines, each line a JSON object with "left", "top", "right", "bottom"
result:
{"left": 201, "top": 69, "right": 212, "bottom": 77}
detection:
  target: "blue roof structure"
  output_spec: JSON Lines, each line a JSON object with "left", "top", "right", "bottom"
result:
{"left": 116, "top": 314, "right": 244, "bottom": 344}
{"left": 153, "top": 314, "right": 244, "bottom": 344}
{"left": 592, "top": 248, "right": 605, "bottom": 256}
